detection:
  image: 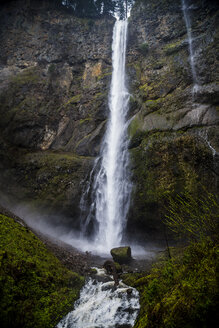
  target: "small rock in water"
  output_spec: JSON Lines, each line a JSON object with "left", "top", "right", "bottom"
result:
{"left": 111, "top": 246, "right": 132, "bottom": 264}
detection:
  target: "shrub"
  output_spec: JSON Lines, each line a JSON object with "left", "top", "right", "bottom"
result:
{"left": 165, "top": 188, "right": 219, "bottom": 242}
{"left": 138, "top": 42, "right": 149, "bottom": 55}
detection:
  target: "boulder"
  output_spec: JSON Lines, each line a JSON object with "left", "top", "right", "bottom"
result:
{"left": 110, "top": 246, "right": 132, "bottom": 264}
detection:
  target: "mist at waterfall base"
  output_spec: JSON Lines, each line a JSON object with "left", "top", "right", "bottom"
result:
{"left": 8, "top": 200, "right": 156, "bottom": 257}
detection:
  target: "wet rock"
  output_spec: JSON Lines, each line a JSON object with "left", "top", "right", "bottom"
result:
{"left": 125, "top": 0, "right": 219, "bottom": 242}
{"left": 103, "top": 260, "right": 120, "bottom": 286}
{"left": 0, "top": 1, "right": 114, "bottom": 220}
{"left": 111, "top": 247, "right": 132, "bottom": 264}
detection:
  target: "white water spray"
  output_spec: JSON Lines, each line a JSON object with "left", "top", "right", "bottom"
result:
{"left": 81, "top": 20, "right": 131, "bottom": 253}
{"left": 57, "top": 276, "right": 140, "bottom": 328}
{"left": 181, "top": 0, "right": 199, "bottom": 93}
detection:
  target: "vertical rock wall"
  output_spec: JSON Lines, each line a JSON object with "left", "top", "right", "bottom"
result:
{"left": 126, "top": 0, "right": 219, "bottom": 240}
{"left": 0, "top": 0, "right": 115, "bottom": 226}
{"left": 0, "top": 0, "right": 218, "bottom": 239}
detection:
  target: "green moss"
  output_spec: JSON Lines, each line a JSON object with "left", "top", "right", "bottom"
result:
{"left": 110, "top": 247, "right": 131, "bottom": 264}
{"left": 133, "top": 62, "right": 142, "bottom": 81}
{"left": 164, "top": 39, "right": 184, "bottom": 55}
{"left": 64, "top": 94, "right": 81, "bottom": 106}
{"left": 139, "top": 83, "right": 153, "bottom": 97}
{"left": 8, "top": 150, "right": 92, "bottom": 212}
{"left": 79, "top": 117, "right": 92, "bottom": 124}
{"left": 126, "top": 240, "right": 218, "bottom": 328}
{"left": 138, "top": 42, "right": 149, "bottom": 55}
{"left": 10, "top": 68, "right": 40, "bottom": 86}
{"left": 97, "top": 71, "right": 112, "bottom": 81}
{"left": 0, "top": 214, "right": 84, "bottom": 328}
{"left": 129, "top": 133, "right": 215, "bottom": 234}
{"left": 94, "top": 92, "right": 103, "bottom": 98}
{"left": 143, "top": 98, "right": 164, "bottom": 113}
{"left": 128, "top": 114, "right": 143, "bottom": 138}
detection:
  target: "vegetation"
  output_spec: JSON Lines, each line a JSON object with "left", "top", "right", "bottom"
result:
{"left": 0, "top": 214, "right": 84, "bottom": 328}
{"left": 1, "top": 0, "right": 134, "bottom": 19}
{"left": 123, "top": 189, "right": 219, "bottom": 328}
{"left": 165, "top": 188, "right": 219, "bottom": 242}
{"left": 123, "top": 240, "right": 218, "bottom": 328}
{"left": 138, "top": 42, "right": 149, "bottom": 55}
{"left": 63, "top": 0, "right": 135, "bottom": 18}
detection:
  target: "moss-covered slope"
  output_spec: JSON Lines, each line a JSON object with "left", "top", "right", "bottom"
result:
{"left": 0, "top": 214, "right": 84, "bottom": 328}
{"left": 123, "top": 240, "right": 219, "bottom": 328}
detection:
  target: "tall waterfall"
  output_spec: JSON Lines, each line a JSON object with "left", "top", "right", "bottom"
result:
{"left": 181, "top": 0, "right": 199, "bottom": 91}
{"left": 80, "top": 20, "right": 131, "bottom": 254}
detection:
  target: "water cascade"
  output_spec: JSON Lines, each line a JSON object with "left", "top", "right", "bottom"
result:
{"left": 198, "top": 130, "right": 217, "bottom": 158}
{"left": 80, "top": 19, "right": 131, "bottom": 254}
{"left": 57, "top": 269, "right": 140, "bottom": 328}
{"left": 181, "top": 0, "right": 199, "bottom": 94}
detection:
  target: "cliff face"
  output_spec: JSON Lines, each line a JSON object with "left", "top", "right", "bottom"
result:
{"left": 126, "top": 0, "right": 219, "bottom": 239}
{"left": 0, "top": 0, "right": 114, "bottom": 225}
{"left": 0, "top": 0, "right": 218, "bottom": 239}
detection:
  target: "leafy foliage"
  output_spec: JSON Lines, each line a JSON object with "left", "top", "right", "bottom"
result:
{"left": 0, "top": 214, "right": 84, "bottom": 328}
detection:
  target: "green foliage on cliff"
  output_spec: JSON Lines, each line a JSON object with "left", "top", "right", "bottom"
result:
{"left": 123, "top": 240, "right": 218, "bottom": 328}
{"left": 165, "top": 189, "right": 219, "bottom": 241}
{"left": 129, "top": 132, "right": 216, "bottom": 237}
{"left": 124, "top": 188, "right": 219, "bottom": 327}
{"left": 138, "top": 42, "right": 149, "bottom": 55}
{"left": 1, "top": 0, "right": 133, "bottom": 19}
{"left": 0, "top": 214, "right": 84, "bottom": 328}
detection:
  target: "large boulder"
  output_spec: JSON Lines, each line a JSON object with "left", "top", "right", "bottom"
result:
{"left": 110, "top": 246, "right": 132, "bottom": 264}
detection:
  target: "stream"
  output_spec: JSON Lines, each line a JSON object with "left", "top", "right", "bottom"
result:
{"left": 57, "top": 268, "right": 140, "bottom": 328}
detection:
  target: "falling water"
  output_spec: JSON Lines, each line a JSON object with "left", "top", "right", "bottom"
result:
{"left": 181, "top": 0, "right": 199, "bottom": 93}
{"left": 199, "top": 130, "right": 217, "bottom": 158}
{"left": 80, "top": 20, "right": 131, "bottom": 254}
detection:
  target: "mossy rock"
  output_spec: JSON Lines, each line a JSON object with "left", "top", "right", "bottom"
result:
{"left": 127, "top": 131, "right": 217, "bottom": 240}
{"left": 110, "top": 246, "right": 132, "bottom": 264}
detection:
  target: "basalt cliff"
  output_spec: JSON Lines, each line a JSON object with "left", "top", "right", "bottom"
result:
{"left": 0, "top": 0, "right": 218, "bottom": 241}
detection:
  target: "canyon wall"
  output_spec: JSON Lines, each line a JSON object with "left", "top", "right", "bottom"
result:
{"left": 0, "top": 0, "right": 218, "bottom": 239}
{"left": 0, "top": 0, "right": 114, "bottom": 227}
{"left": 126, "top": 0, "right": 219, "bottom": 240}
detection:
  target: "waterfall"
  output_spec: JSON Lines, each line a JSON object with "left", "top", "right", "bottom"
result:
{"left": 181, "top": 0, "right": 199, "bottom": 93}
{"left": 80, "top": 20, "right": 131, "bottom": 254}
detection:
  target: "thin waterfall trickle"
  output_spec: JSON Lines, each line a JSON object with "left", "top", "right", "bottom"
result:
{"left": 80, "top": 19, "right": 131, "bottom": 254}
{"left": 181, "top": 0, "right": 199, "bottom": 94}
